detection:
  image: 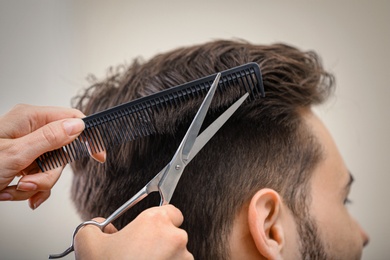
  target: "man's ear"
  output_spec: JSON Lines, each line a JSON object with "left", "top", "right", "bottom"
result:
{"left": 247, "top": 188, "right": 284, "bottom": 259}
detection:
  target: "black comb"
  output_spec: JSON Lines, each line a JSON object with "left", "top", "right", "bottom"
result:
{"left": 36, "top": 62, "right": 264, "bottom": 172}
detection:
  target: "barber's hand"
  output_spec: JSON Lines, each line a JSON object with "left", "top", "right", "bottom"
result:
{"left": 74, "top": 205, "right": 194, "bottom": 260}
{"left": 0, "top": 104, "right": 86, "bottom": 209}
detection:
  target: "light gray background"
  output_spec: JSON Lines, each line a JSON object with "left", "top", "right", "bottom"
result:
{"left": 0, "top": 1, "right": 389, "bottom": 259}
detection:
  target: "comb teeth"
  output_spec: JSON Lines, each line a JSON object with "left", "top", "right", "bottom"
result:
{"left": 36, "top": 62, "right": 264, "bottom": 172}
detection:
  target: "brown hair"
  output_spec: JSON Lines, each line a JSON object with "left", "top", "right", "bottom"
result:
{"left": 71, "top": 39, "right": 334, "bottom": 259}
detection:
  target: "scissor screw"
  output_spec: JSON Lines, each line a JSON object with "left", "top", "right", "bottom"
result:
{"left": 175, "top": 165, "right": 181, "bottom": 170}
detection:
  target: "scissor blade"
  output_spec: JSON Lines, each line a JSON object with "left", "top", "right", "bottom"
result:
{"left": 187, "top": 93, "right": 249, "bottom": 162}
{"left": 157, "top": 92, "right": 248, "bottom": 205}
{"left": 181, "top": 73, "right": 221, "bottom": 160}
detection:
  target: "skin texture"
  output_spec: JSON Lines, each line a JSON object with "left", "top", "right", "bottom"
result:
{"left": 69, "top": 40, "right": 369, "bottom": 259}
{"left": 228, "top": 109, "right": 369, "bottom": 259}
{"left": 74, "top": 205, "right": 193, "bottom": 260}
{"left": 229, "top": 190, "right": 301, "bottom": 259}
{"left": 0, "top": 104, "right": 193, "bottom": 259}
{"left": 0, "top": 104, "right": 85, "bottom": 209}
{"left": 304, "top": 109, "right": 369, "bottom": 259}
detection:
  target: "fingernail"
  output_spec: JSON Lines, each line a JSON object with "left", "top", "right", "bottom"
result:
{"left": 63, "top": 118, "right": 85, "bottom": 136}
{"left": 92, "top": 152, "right": 106, "bottom": 163}
{"left": 0, "top": 193, "right": 12, "bottom": 201}
{"left": 31, "top": 198, "right": 44, "bottom": 210}
{"left": 17, "top": 182, "right": 37, "bottom": 191}
{"left": 28, "top": 199, "right": 34, "bottom": 210}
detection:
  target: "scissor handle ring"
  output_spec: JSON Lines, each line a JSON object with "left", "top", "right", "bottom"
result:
{"left": 49, "top": 220, "right": 104, "bottom": 259}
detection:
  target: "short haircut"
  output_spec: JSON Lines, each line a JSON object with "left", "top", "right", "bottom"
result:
{"left": 71, "top": 39, "right": 334, "bottom": 259}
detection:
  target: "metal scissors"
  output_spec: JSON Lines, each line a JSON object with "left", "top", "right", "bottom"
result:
{"left": 49, "top": 73, "right": 249, "bottom": 259}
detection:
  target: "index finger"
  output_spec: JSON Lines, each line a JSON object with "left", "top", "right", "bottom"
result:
{"left": 1, "top": 104, "right": 85, "bottom": 138}
{"left": 138, "top": 205, "right": 184, "bottom": 228}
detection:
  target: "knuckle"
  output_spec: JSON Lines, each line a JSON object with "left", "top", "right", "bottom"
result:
{"left": 143, "top": 207, "right": 170, "bottom": 223}
{"left": 35, "top": 166, "right": 63, "bottom": 190}
{"left": 174, "top": 229, "right": 189, "bottom": 247}
{"left": 41, "top": 124, "right": 59, "bottom": 145}
{"left": 7, "top": 104, "right": 30, "bottom": 120}
{"left": 165, "top": 228, "right": 189, "bottom": 251}
{"left": 91, "top": 217, "right": 106, "bottom": 222}
{"left": 11, "top": 103, "right": 29, "bottom": 112}
{"left": 38, "top": 173, "right": 56, "bottom": 190}
{"left": 165, "top": 204, "right": 180, "bottom": 215}
{"left": 5, "top": 142, "right": 25, "bottom": 169}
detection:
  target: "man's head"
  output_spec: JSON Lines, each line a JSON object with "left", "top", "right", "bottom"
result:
{"left": 71, "top": 39, "right": 368, "bottom": 259}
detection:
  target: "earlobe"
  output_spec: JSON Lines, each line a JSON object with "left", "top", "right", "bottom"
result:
{"left": 247, "top": 189, "right": 284, "bottom": 259}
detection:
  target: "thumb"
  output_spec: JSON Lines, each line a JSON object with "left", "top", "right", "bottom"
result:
{"left": 17, "top": 118, "right": 85, "bottom": 163}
